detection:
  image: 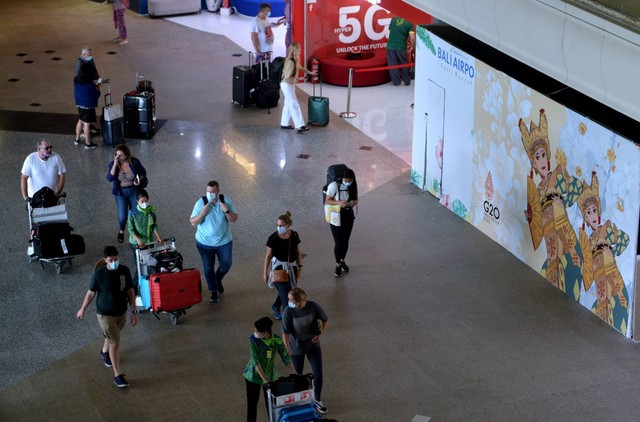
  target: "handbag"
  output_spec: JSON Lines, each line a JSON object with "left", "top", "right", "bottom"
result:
{"left": 137, "top": 175, "right": 149, "bottom": 189}
{"left": 324, "top": 204, "right": 341, "bottom": 226}
{"left": 270, "top": 236, "right": 291, "bottom": 283}
{"left": 271, "top": 269, "right": 289, "bottom": 283}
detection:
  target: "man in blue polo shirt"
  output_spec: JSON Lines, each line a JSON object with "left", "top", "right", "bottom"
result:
{"left": 190, "top": 180, "right": 239, "bottom": 303}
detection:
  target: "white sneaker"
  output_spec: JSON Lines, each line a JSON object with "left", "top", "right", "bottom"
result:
{"left": 314, "top": 401, "right": 327, "bottom": 414}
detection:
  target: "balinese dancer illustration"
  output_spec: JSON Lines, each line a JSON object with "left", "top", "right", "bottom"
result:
{"left": 520, "top": 109, "right": 583, "bottom": 300}
{"left": 577, "top": 171, "right": 629, "bottom": 332}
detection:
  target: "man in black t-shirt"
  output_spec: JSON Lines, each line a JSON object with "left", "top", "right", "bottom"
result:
{"left": 77, "top": 246, "right": 137, "bottom": 388}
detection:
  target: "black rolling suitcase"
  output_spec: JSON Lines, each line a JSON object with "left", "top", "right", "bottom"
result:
{"left": 101, "top": 80, "right": 125, "bottom": 146}
{"left": 124, "top": 91, "right": 155, "bottom": 139}
{"left": 255, "top": 60, "right": 280, "bottom": 112}
{"left": 308, "top": 76, "right": 329, "bottom": 126}
{"left": 233, "top": 65, "right": 258, "bottom": 107}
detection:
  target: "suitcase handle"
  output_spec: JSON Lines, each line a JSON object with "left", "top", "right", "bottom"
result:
{"left": 102, "top": 79, "right": 113, "bottom": 107}
{"left": 312, "top": 73, "right": 322, "bottom": 98}
{"left": 136, "top": 236, "right": 176, "bottom": 250}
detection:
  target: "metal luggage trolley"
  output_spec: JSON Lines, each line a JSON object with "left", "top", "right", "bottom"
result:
{"left": 27, "top": 195, "right": 79, "bottom": 274}
{"left": 135, "top": 237, "right": 197, "bottom": 325}
{"left": 263, "top": 373, "right": 321, "bottom": 422}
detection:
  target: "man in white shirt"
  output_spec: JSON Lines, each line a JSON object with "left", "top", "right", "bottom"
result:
{"left": 20, "top": 139, "right": 67, "bottom": 201}
{"left": 251, "top": 3, "right": 281, "bottom": 63}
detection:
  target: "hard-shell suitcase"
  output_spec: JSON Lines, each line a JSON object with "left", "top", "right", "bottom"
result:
{"left": 124, "top": 91, "right": 155, "bottom": 139}
{"left": 101, "top": 81, "right": 125, "bottom": 146}
{"left": 149, "top": 268, "right": 202, "bottom": 313}
{"left": 233, "top": 65, "right": 258, "bottom": 107}
{"left": 278, "top": 403, "right": 321, "bottom": 422}
{"left": 308, "top": 78, "right": 329, "bottom": 126}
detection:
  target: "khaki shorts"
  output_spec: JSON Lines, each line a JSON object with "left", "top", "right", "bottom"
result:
{"left": 97, "top": 313, "right": 126, "bottom": 345}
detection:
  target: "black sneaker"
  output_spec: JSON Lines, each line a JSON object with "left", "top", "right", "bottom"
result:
{"left": 217, "top": 280, "right": 224, "bottom": 294}
{"left": 73, "top": 138, "right": 81, "bottom": 146}
{"left": 314, "top": 401, "right": 327, "bottom": 414}
{"left": 100, "top": 350, "right": 112, "bottom": 367}
{"left": 84, "top": 142, "right": 98, "bottom": 149}
{"left": 272, "top": 304, "right": 282, "bottom": 320}
{"left": 334, "top": 265, "right": 342, "bottom": 277}
{"left": 210, "top": 292, "right": 219, "bottom": 303}
{"left": 114, "top": 374, "right": 129, "bottom": 388}
{"left": 297, "top": 126, "right": 310, "bottom": 133}
{"left": 340, "top": 261, "right": 350, "bottom": 273}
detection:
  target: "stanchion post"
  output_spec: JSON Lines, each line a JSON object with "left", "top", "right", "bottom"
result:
{"left": 340, "top": 68, "right": 357, "bottom": 119}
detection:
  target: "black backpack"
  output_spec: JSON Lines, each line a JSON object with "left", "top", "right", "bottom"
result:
{"left": 31, "top": 186, "right": 58, "bottom": 208}
{"left": 322, "top": 164, "right": 357, "bottom": 204}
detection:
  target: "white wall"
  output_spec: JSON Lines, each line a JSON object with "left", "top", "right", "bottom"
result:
{"left": 407, "top": 0, "right": 640, "bottom": 128}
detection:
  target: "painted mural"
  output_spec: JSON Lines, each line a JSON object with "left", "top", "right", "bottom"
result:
{"left": 412, "top": 27, "right": 640, "bottom": 337}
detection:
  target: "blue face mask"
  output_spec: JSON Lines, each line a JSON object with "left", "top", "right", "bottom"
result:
{"left": 288, "top": 301, "right": 297, "bottom": 309}
{"left": 108, "top": 260, "right": 120, "bottom": 270}
{"left": 277, "top": 226, "right": 287, "bottom": 234}
{"left": 85, "top": 55, "right": 93, "bottom": 61}
{"left": 206, "top": 192, "right": 216, "bottom": 202}
{"left": 266, "top": 11, "right": 271, "bottom": 17}
{"left": 342, "top": 181, "right": 351, "bottom": 187}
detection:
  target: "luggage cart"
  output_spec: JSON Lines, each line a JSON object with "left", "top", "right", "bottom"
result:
{"left": 263, "top": 373, "right": 321, "bottom": 422}
{"left": 135, "top": 238, "right": 200, "bottom": 325}
{"left": 27, "top": 195, "right": 81, "bottom": 274}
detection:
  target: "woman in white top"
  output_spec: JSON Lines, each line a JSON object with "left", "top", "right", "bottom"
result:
{"left": 280, "top": 42, "right": 316, "bottom": 134}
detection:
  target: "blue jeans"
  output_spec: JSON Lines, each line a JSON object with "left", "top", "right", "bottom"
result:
{"left": 196, "top": 240, "right": 233, "bottom": 293}
{"left": 115, "top": 186, "right": 138, "bottom": 231}
{"left": 291, "top": 345, "right": 323, "bottom": 401}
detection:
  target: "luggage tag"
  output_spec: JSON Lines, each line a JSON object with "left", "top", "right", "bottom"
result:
{"left": 60, "top": 239, "right": 69, "bottom": 255}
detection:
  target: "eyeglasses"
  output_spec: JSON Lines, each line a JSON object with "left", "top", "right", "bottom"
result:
{"left": 277, "top": 224, "right": 288, "bottom": 228}
{"left": 40, "top": 146, "right": 52, "bottom": 150}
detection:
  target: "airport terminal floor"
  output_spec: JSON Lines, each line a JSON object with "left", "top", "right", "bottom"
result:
{"left": 2, "top": 1, "right": 640, "bottom": 421}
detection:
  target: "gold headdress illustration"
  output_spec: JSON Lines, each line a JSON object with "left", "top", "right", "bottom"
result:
{"left": 519, "top": 109, "right": 550, "bottom": 168}
{"left": 577, "top": 171, "right": 600, "bottom": 220}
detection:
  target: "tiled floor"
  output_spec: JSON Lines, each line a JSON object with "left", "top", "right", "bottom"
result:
{"left": 1, "top": 1, "right": 640, "bottom": 421}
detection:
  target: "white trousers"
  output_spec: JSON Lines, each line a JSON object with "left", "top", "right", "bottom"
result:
{"left": 280, "top": 82, "right": 305, "bottom": 129}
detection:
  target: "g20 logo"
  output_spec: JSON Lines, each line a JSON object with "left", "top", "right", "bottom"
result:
{"left": 483, "top": 201, "right": 500, "bottom": 220}
{"left": 338, "top": 5, "right": 391, "bottom": 44}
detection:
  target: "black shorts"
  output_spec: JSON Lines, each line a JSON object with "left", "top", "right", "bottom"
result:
{"left": 78, "top": 107, "right": 97, "bottom": 123}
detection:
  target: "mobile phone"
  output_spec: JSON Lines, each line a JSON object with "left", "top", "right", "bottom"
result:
{"left": 97, "top": 77, "right": 103, "bottom": 84}
{"left": 219, "top": 194, "right": 226, "bottom": 204}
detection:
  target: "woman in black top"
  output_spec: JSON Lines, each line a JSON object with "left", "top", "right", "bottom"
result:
{"left": 263, "top": 211, "right": 303, "bottom": 320}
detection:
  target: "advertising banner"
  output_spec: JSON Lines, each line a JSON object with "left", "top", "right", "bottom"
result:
{"left": 412, "top": 27, "right": 640, "bottom": 337}
{"left": 305, "top": 0, "right": 392, "bottom": 58}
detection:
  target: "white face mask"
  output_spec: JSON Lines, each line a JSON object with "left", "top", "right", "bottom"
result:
{"left": 139, "top": 202, "right": 148, "bottom": 210}
{"left": 253, "top": 331, "right": 263, "bottom": 339}
{"left": 288, "top": 301, "right": 297, "bottom": 309}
